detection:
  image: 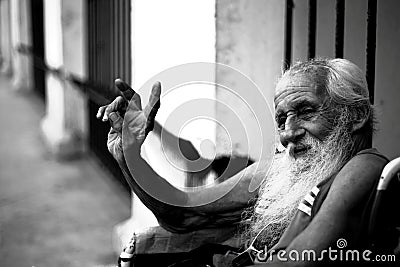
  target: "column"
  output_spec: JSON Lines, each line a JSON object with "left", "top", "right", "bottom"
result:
{"left": 40, "top": 0, "right": 87, "bottom": 158}
{"left": 0, "top": 0, "right": 12, "bottom": 76}
{"left": 9, "top": 0, "right": 32, "bottom": 91}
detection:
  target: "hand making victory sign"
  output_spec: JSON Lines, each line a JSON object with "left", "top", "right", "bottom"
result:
{"left": 96, "top": 79, "right": 161, "bottom": 163}
{"left": 96, "top": 78, "right": 259, "bottom": 233}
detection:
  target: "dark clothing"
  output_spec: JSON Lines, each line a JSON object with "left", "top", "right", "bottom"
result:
{"left": 263, "top": 148, "right": 400, "bottom": 266}
{"left": 271, "top": 149, "right": 388, "bottom": 252}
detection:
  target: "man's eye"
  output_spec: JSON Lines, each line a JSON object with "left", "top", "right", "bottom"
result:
{"left": 300, "top": 107, "right": 314, "bottom": 113}
{"left": 277, "top": 116, "right": 286, "bottom": 129}
{"left": 298, "top": 107, "right": 315, "bottom": 118}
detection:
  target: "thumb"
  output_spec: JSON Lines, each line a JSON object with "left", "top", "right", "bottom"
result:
{"left": 109, "top": 112, "right": 123, "bottom": 133}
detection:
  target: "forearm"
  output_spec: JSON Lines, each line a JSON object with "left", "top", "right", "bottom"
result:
{"left": 117, "top": 149, "right": 223, "bottom": 232}
{"left": 116, "top": 151, "right": 193, "bottom": 232}
{"left": 116, "top": 148, "right": 261, "bottom": 232}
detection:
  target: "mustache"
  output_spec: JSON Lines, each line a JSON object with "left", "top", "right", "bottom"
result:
{"left": 286, "top": 136, "right": 320, "bottom": 158}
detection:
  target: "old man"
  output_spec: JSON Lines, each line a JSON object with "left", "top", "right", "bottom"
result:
{"left": 97, "top": 58, "right": 398, "bottom": 266}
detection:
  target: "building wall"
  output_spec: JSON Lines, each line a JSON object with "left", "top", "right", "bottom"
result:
{"left": 292, "top": 0, "right": 308, "bottom": 61}
{"left": 374, "top": 0, "right": 400, "bottom": 159}
{"left": 215, "top": 0, "right": 400, "bottom": 160}
{"left": 343, "top": 0, "right": 367, "bottom": 73}
{"left": 215, "top": 0, "right": 284, "bottom": 160}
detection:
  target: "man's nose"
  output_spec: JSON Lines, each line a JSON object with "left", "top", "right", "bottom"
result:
{"left": 279, "top": 116, "right": 305, "bottom": 147}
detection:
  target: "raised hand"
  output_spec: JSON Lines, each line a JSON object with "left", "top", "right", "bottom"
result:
{"left": 96, "top": 79, "right": 161, "bottom": 162}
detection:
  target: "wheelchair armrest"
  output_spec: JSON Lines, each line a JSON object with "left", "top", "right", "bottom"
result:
{"left": 368, "top": 157, "right": 400, "bottom": 251}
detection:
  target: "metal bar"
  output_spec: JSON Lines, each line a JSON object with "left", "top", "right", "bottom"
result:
{"left": 88, "top": 0, "right": 92, "bottom": 80}
{"left": 115, "top": 0, "right": 119, "bottom": 81}
{"left": 308, "top": 0, "right": 317, "bottom": 59}
{"left": 110, "top": 0, "right": 115, "bottom": 83}
{"left": 113, "top": 1, "right": 118, "bottom": 81}
{"left": 107, "top": 0, "right": 112, "bottom": 86}
{"left": 284, "top": 0, "right": 294, "bottom": 70}
{"left": 94, "top": 0, "right": 99, "bottom": 82}
{"left": 104, "top": 0, "right": 110, "bottom": 87}
{"left": 107, "top": 1, "right": 114, "bottom": 82}
{"left": 120, "top": 0, "right": 125, "bottom": 80}
{"left": 85, "top": 0, "right": 132, "bottom": 192}
{"left": 116, "top": 0, "right": 120, "bottom": 76}
{"left": 125, "top": 0, "right": 131, "bottom": 83}
{"left": 99, "top": 0, "right": 105, "bottom": 85}
{"left": 119, "top": 0, "right": 124, "bottom": 78}
{"left": 366, "top": 0, "right": 377, "bottom": 105}
{"left": 335, "top": 0, "right": 345, "bottom": 58}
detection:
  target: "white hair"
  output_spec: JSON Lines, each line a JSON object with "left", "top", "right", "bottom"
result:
{"left": 281, "top": 58, "right": 375, "bottom": 135}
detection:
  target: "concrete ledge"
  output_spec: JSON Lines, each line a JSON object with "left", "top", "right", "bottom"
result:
{"left": 10, "top": 52, "right": 32, "bottom": 93}
{"left": 112, "top": 194, "right": 159, "bottom": 253}
{"left": 113, "top": 218, "right": 135, "bottom": 253}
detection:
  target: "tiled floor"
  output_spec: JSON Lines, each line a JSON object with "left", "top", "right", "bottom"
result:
{"left": 0, "top": 75, "right": 130, "bottom": 267}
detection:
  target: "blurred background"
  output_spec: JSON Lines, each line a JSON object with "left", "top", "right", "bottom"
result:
{"left": 0, "top": 0, "right": 400, "bottom": 266}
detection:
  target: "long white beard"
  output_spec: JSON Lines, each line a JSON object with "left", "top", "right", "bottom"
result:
{"left": 244, "top": 122, "right": 354, "bottom": 248}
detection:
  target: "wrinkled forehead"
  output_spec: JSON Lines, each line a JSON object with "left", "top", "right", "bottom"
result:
{"left": 274, "top": 73, "right": 326, "bottom": 104}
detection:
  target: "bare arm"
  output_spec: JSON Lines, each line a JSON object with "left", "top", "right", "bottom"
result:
{"left": 97, "top": 79, "right": 260, "bottom": 232}
{"left": 119, "top": 148, "right": 264, "bottom": 232}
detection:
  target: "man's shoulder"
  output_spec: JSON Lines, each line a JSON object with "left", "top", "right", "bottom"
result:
{"left": 323, "top": 148, "right": 389, "bottom": 212}
{"left": 316, "top": 148, "right": 388, "bottom": 193}
{"left": 355, "top": 147, "right": 389, "bottom": 162}
{"left": 334, "top": 147, "right": 388, "bottom": 186}
{"left": 340, "top": 147, "right": 389, "bottom": 182}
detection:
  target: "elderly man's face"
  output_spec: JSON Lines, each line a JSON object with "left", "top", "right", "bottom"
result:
{"left": 247, "top": 72, "right": 355, "bottom": 248}
{"left": 274, "top": 74, "right": 334, "bottom": 157}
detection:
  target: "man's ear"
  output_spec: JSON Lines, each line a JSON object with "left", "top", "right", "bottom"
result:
{"left": 351, "top": 108, "right": 369, "bottom": 133}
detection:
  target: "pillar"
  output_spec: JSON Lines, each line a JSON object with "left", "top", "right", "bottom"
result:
{"left": 0, "top": 0, "right": 12, "bottom": 76}
{"left": 9, "top": 0, "right": 32, "bottom": 91}
{"left": 40, "top": 0, "right": 87, "bottom": 158}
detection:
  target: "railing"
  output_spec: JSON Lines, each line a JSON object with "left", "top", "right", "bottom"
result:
{"left": 284, "top": 0, "right": 377, "bottom": 99}
{"left": 284, "top": 0, "right": 377, "bottom": 145}
{"left": 87, "top": 0, "right": 132, "bottom": 192}
{"left": 30, "top": 0, "right": 45, "bottom": 99}
{"left": 17, "top": 0, "right": 132, "bottom": 192}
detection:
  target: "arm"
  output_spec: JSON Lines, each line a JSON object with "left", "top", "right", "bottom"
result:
{"left": 251, "top": 152, "right": 386, "bottom": 266}
{"left": 120, "top": 149, "right": 264, "bottom": 232}
{"left": 98, "top": 79, "right": 260, "bottom": 232}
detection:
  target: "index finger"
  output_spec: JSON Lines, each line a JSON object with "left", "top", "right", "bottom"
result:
{"left": 148, "top": 81, "right": 161, "bottom": 108}
{"left": 115, "top": 78, "right": 135, "bottom": 101}
{"left": 144, "top": 81, "right": 161, "bottom": 119}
